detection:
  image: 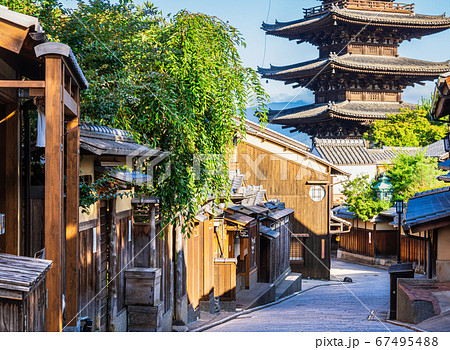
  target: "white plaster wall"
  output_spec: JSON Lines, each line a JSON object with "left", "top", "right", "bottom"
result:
{"left": 333, "top": 164, "right": 377, "bottom": 197}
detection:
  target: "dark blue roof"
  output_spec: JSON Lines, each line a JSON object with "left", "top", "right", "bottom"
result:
{"left": 332, "top": 205, "right": 356, "bottom": 220}
{"left": 405, "top": 187, "right": 450, "bottom": 229}
{"left": 438, "top": 159, "right": 450, "bottom": 171}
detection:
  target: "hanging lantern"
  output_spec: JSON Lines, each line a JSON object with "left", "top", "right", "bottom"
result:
{"left": 373, "top": 173, "right": 393, "bottom": 202}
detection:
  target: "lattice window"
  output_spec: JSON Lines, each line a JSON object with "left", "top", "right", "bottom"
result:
{"left": 290, "top": 235, "right": 304, "bottom": 261}
{"left": 309, "top": 185, "right": 326, "bottom": 202}
{"left": 368, "top": 92, "right": 381, "bottom": 101}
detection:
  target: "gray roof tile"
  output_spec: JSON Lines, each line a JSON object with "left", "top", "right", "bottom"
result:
{"left": 262, "top": 7, "right": 450, "bottom": 33}
{"left": 269, "top": 101, "right": 417, "bottom": 124}
{"left": 259, "top": 54, "right": 450, "bottom": 79}
{"left": 313, "top": 138, "right": 420, "bottom": 165}
{"left": 405, "top": 187, "right": 450, "bottom": 229}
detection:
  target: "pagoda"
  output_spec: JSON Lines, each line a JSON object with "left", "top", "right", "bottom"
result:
{"left": 260, "top": 0, "right": 450, "bottom": 138}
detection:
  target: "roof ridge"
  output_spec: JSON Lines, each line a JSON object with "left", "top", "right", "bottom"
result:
{"left": 411, "top": 186, "right": 450, "bottom": 200}
{"left": 80, "top": 123, "right": 132, "bottom": 139}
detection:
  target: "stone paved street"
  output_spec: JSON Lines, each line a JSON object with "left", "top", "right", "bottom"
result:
{"left": 206, "top": 259, "right": 413, "bottom": 332}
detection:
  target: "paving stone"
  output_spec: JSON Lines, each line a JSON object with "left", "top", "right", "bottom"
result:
{"left": 206, "top": 259, "right": 412, "bottom": 332}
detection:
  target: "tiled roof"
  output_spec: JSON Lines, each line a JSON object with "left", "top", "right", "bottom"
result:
{"left": 424, "top": 139, "right": 447, "bottom": 159}
{"left": 80, "top": 124, "right": 156, "bottom": 157}
{"left": 313, "top": 138, "right": 420, "bottom": 165}
{"left": 259, "top": 54, "right": 450, "bottom": 79}
{"left": 269, "top": 101, "right": 416, "bottom": 124}
{"left": 244, "top": 119, "right": 348, "bottom": 175}
{"left": 404, "top": 187, "right": 450, "bottom": 230}
{"left": 332, "top": 205, "right": 356, "bottom": 220}
{"left": 438, "top": 159, "right": 450, "bottom": 171}
{"left": 262, "top": 7, "right": 450, "bottom": 34}
{"left": 437, "top": 172, "right": 450, "bottom": 183}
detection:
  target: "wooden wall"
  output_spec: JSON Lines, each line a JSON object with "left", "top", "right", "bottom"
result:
{"left": 235, "top": 140, "right": 331, "bottom": 278}
{"left": 132, "top": 218, "right": 172, "bottom": 315}
{"left": 259, "top": 219, "right": 291, "bottom": 283}
{"left": 0, "top": 110, "right": 5, "bottom": 253}
{"left": 401, "top": 236, "right": 427, "bottom": 274}
{"left": 214, "top": 261, "right": 236, "bottom": 302}
{"left": 185, "top": 218, "right": 214, "bottom": 312}
{"left": 77, "top": 200, "right": 134, "bottom": 331}
{"left": 339, "top": 226, "right": 398, "bottom": 258}
{"left": 0, "top": 282, "right": 47, "bottom": 332}
{"left": 78, "top": 222, "right": 103, "bottom": 330}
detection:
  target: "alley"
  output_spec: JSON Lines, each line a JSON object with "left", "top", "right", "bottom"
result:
{"left": 206, "top": 259, "right": 412, "bottom": 332}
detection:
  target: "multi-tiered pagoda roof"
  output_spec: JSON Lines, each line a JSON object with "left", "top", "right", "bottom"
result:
{"left": 261, "top": 0, "right": 450, "bottom": 138}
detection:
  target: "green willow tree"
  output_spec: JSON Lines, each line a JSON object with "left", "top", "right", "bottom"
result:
{"left": 115, "top": 10, "right": 268, "bottom": 229}
{"left": 364, "top": 99, "right": 447, "bottom": 147}
{"left": 5, "top": 0, "right": 269, "bottom": 231}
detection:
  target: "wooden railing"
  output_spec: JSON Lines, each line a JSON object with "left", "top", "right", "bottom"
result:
{"left": 303, "top": 0, "right": 415, "bottom": 18}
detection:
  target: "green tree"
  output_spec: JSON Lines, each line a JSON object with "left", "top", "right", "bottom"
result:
{"left": 5, "top": 0, "right": 269, "bottom": 231}
{"left": 342, "top": 175, "right": 390, "bottom": 221}
{"left": 115, "top": 9, "right": 268, "bottom": 229}
{"left": 364, "top": 99, "right": 447, "bottom": 147}
{"left": 386, "top": 151, "right": 447, "bottom": 201}
{"left": 343, "top": 152, "right": 447, "bottom": 221}
{"left": 0, "top": 0, "right": 64, "bottom": 39}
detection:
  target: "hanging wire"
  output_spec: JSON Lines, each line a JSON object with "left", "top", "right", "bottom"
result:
{"left": 261, "top": 0, "right": 272, "bottom": 68}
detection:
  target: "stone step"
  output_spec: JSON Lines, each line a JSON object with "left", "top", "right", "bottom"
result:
{"left": 275, "top": 272, "right": 302, "bottom": 300}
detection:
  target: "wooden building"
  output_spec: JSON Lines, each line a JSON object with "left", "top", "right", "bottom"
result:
{"left": 404, "top": 185, "right": 450, "bottom": 282}
{"left": 260, "top": 0, "right": 450, "bottom": 138}
{"left": 0, "top": 7, "right": 88, "bottom": 331}
{"left": 76, "top": 124, "right": 164, "bottom": 331}
{"left": 231, "top": 120, "right": 347, "bottom": 279}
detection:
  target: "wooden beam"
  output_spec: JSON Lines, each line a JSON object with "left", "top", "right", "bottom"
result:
{"left": 63, "top": 89, "right": 78, "bottom": 117}
{"left": 64, "top": 116, "right": 79, "bottom": 327}
{"left": 5, "top": 105, "right": 19, "bottom": 255}
{"left": 0, "top": 80, "right": 45, "bottom": 88}
{"left": 44, "top": 55, "right": 64, "bottom": 332}
{"left": 0, "top": 20, "right": 29, "bottom": 54}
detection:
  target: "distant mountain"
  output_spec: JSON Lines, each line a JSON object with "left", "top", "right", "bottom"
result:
{"left": 246, "top": 100, "right": 312, "bottom": 148}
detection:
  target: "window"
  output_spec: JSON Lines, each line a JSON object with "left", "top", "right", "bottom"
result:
{"left": 309, "top": 185, "right": 326, "bottom": 202}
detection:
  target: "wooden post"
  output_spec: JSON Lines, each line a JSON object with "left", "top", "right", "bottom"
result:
{"left": 5, "top": 104, "right": 19, "bottom": 255}
{"left": 44, "top": 55, "right": 64, "bottom": 332}
{"left": 174, "top": 221, "right": 184, "bottom": 324}
{"left": 167, "top": 224, "right": 174, "bottom": 313}
{"left": 65, "top": 116, "right": 79, "bottom": 327}
{"left": 150, "top": 205, "right": 156, "bottom": 267}
{"left": 108, "top": 199, "right": 117, "bottom": 331}
{"left": 373, "top": 223, "right": 377, "bottom": 258}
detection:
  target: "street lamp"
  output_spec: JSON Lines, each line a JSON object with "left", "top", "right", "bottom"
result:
{"left": 373, "top": 173, "right": 393, "bottom": 202}
{"left": 395, "top": 199, "right": 404, "bottom": 263}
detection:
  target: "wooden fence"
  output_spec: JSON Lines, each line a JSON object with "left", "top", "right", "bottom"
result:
{"left": 339, "top": 228, "right": 397, "bottom": 257}
{"left": 77, "top": 200, "right": 133, "bottom": 331}
{"left": 400, "top": 236, "right": 427, "bottom": 274}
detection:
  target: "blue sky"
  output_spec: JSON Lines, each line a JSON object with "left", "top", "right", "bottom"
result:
{"left": 61, "top": 0, "right": 450, "bottom": 105}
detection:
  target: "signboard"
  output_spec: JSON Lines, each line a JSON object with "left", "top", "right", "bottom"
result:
{"left": 238, "top": 229, "right": 249, "bottom": 238}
